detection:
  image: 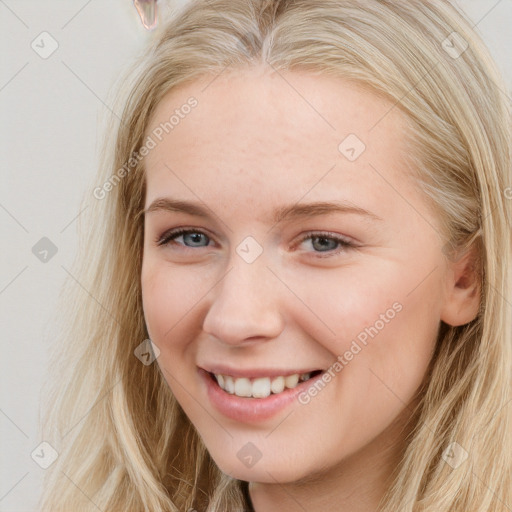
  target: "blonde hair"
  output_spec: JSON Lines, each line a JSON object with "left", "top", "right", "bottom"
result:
{"left": 40, "top": 0, "right": 512, "bottom": 510}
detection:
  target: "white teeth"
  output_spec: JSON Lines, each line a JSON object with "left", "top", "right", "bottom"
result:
{"left": 224, "top": 375, "right": 235, "bottom": 394}
{"left": 270, "top": 376, "right": 285, "bottom": 394}
{"left": 252, "top": 378, "right": 271, "bottom": 398}
{"left": 284, "top": 374, "right": 299, "bottom": 388}
{"left": 213, "top": 371, "right": 317, "bottom": 398}
{"left": 234, "top": 378, "right": 252, "bottom": 397}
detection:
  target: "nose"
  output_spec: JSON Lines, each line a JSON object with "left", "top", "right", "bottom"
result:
{"left": 202, "top": 255, "right": 285, "bottom": 346}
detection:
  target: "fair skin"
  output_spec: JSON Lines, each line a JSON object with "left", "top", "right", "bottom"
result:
{"left": 140, "top": 67, "right": 479, "bottom": 511}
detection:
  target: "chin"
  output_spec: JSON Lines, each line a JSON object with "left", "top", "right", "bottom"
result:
{"left": 209, "top": 448, "right": 314, "bottom": 484}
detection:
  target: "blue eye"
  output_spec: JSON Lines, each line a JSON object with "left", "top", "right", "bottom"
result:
{"left": 157, "top": 228, "right": 211, "bottom": 248}
{"left": 296, "top": 232, "right": 353, "bottom": 257}
{"left": 156, "top": 228, "right": 354, "bottom": 258}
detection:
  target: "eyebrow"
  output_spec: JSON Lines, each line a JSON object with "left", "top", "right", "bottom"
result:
{"left": 142, "top": 197, "right": 382, "bottom": 224}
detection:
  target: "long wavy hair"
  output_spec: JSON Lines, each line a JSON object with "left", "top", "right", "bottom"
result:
{"left": 40, "top": 0, "right": 512, "bottom": 510}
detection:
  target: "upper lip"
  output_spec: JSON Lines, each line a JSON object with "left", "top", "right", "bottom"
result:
{"left": 200, "top": 365, "right": 324, "bottom": 379}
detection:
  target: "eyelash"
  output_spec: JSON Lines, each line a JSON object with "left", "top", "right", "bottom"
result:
{"left": 156, "top": 228, "right": 354, "bottom": 258}
{"left": 295, "top": 231, "right": 354, "bottom": 257}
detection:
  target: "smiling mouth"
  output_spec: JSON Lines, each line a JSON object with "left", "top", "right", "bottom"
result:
{"left": 208, "top": 370, "right": 323, "bottom": 399}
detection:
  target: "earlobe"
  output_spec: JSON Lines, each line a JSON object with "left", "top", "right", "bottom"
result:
{"left": 440, "top": 244, "right": 482, "bottom": 327}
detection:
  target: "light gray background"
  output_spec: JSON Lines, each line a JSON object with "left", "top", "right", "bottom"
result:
{"left": 1, "top": 1, "right": 511, "bottom": 510}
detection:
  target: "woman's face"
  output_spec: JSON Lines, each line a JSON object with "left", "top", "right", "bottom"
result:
{"left": 140, "top": 67, "right": 454, "bottom": 483}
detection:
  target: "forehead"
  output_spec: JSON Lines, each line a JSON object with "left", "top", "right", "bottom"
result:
{"left": 143, "top": 67, "right": 413, "bottom": 216}
{"left": 146, "top": 67, "right": 407, "bottom": 150}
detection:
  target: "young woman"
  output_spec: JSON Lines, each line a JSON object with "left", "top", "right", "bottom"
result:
{"left": 40, "top": 0, "right": 512, "bottom": 510}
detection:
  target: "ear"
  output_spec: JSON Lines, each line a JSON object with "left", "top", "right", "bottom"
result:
{"left": 440, "top": 244, "right": 481, "bottom": 327}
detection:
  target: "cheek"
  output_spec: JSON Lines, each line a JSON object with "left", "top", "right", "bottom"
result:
{"left": 141, "top": 261, "right": 204, "bottom": 408}
{"left": 141, "top": 260, "right": 197, "bottom": 355}
{"left": 290, "top": 259, "right": 440, "bottom": 339}
{"left": 290, "top": 262, "right": 441, "bottom": 399}
{"left": 141, "top": 264, "right": 168, "bottom": 343}
{"left": 141, "top": 253, "right": 213, "bottom": 322}
{"left": 278, "top": 266, "right": 440, "bottom": 463}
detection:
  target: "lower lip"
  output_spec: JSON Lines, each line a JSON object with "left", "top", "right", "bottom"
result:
{"left": 199, "top": 368, "right": 324, "bottom": 423}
